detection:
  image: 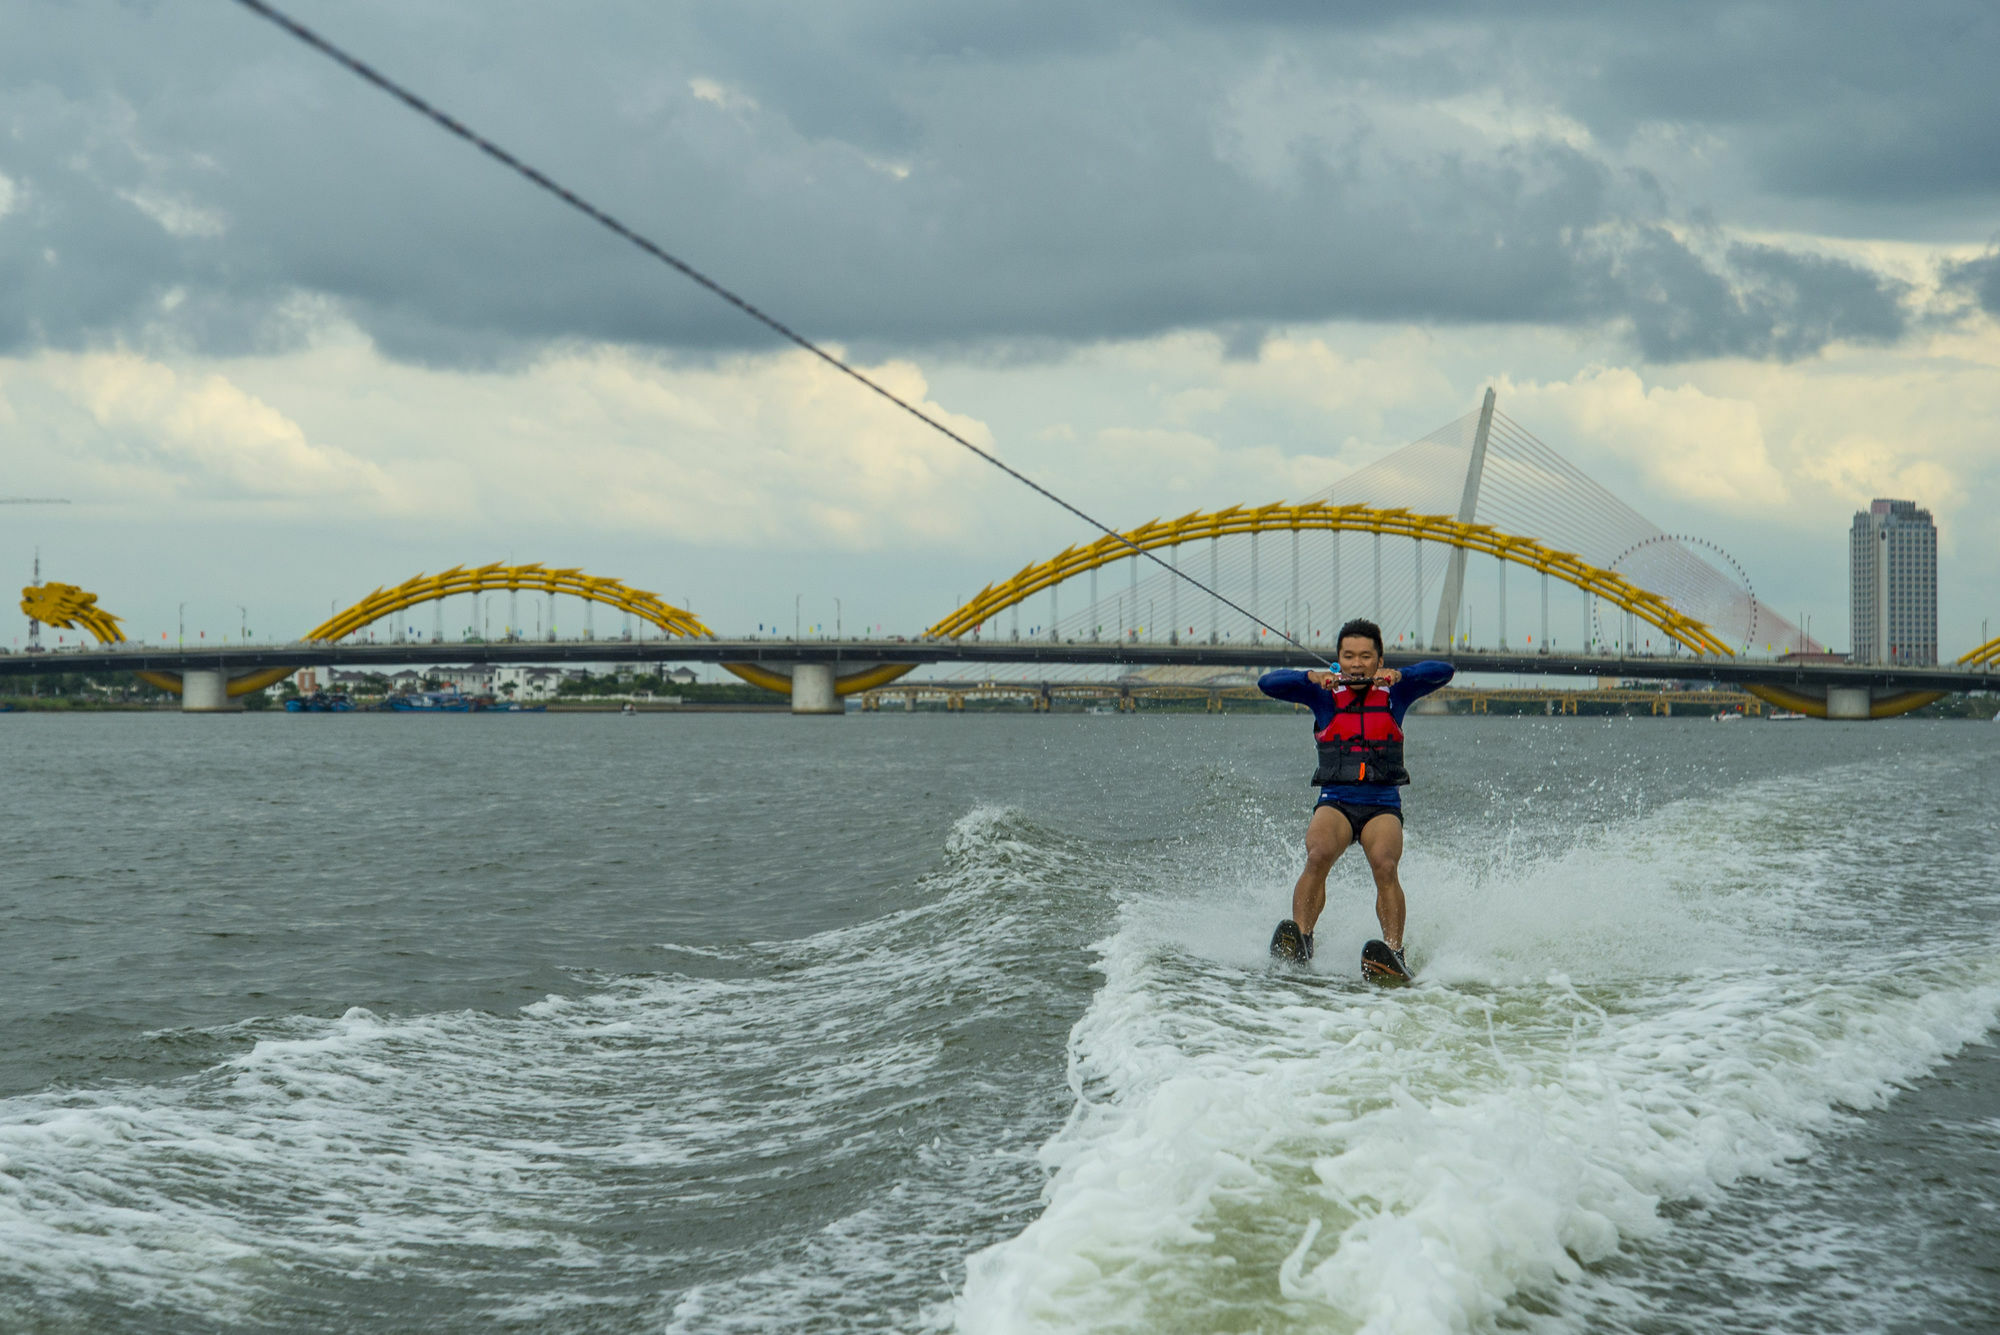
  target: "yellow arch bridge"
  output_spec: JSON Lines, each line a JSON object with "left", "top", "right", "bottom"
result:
{"left": 21, "top": 565, "right": 714, "bottom": 706}
{"left": 20, "top": 506, "right": 1991, "bottom": 718}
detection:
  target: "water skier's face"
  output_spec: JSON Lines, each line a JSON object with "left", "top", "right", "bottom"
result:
{"left": 1336, "top": 637, "right": 1382, "bottom": 678}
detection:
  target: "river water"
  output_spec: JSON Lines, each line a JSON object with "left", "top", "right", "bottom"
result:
{"left": 2, "top": 711, "right": 1996, "bottom": 1333}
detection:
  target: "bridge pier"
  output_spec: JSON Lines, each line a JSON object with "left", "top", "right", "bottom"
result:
{"left": 790, "top": 663, "right": 842, "bottom": 715}
{"left": 179, "top": 669, "right": 241, "bottom": 713}
{"left": 717, "top": 659, "right": 915, "bottom": 712}
{"left": 1746, "top": 682, "right": 1945, "bottom": 720}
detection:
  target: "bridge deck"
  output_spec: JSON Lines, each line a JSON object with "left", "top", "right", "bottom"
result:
{"left": 3, "top": 639, "right": 1994, "bottom": 693}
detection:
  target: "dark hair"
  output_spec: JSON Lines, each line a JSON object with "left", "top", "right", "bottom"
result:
{"left": 1336, "top": 618, "right": 1384, "bottom": 656}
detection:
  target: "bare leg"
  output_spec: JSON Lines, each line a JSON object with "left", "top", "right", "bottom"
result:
{"left": 1357, "top": 816, "right": 1407, "bottom": 950}
{"left": 1292, "top": 805, "right": 1353, "bottom": 935}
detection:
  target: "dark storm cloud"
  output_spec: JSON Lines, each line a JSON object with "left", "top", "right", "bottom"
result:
{"left": 1942, "top": 251, "right": 2000, "bottom": 319}
{"left": 1545, "top": 1, "right": 2000, "bottom": 213}
{"left": 0, "top": 0, "right": 1963, "bottom": 367}
{"left": 1598, "top": 234, "right": 1912, "bottom": 363}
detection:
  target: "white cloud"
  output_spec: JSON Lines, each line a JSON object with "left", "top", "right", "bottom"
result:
{"left": 688, "top": 77, "right": 758, "bottom": 114}
{"left": 507, "top": 343, "right": 992, "bottom": 548}
{"left": 1088, "top": 426, "right": 1341, "bottom": 504}
{"left": 1500, "top": 367, "right": 1790, "bottom": 509}
{"left": 1794, "top": 435, "right": 1955, "bottom": 513}
{"left": 3, "top": 329, "right": 995, "bottom": 552}
{"left": 1687, "top": 335, "right": 2000, "bottom": 545}
{"left": 1431, "top": 90, "right": 1597, "bottom": 152}
{"left": 4, "top": 351, "right": 390, "bottom": 502}
{"left": 117, "top": 187, "right": 226, "bottom": 239}
{"left": 1213, "top": 331, "right": 1461, "bottom": 434}
{"left": 0, "top": 170, "right": 16, "bottom": 221}
{"left": 6, "top": 314, "right": 1995, "bottom": 650}
{"left": 860, "top": 153, "right": 912, "bottom": 181}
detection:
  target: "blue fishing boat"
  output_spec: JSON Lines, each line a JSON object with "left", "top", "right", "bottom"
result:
{"left": 383, "top": 690, "right": 473, "bottom": 713}
{"left": 284, "top": 691, "right": 355, "bottom": 713}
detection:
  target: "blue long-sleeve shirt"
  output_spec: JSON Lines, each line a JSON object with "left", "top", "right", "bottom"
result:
{"left": 1258, "top": 661, "right": 1456, "bottom": 808}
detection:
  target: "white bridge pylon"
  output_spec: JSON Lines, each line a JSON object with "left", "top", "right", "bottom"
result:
{"left": 924, "top": 390, "right": 1808, "bottom": 666}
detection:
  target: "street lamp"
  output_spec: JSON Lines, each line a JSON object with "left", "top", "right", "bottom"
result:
{"left": 795, "top": 594, "right": 802, "bottom": 642}
{"left": 178, "top": 602, "right": 186, "bottom": 649}
{"left": 237, "top": 605, "right": 248, "bottom": 643}
{"left": 835, "top": 598, "right": 842, "bottom": 641}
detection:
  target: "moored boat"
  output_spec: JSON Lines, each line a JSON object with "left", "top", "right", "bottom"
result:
{"left": 470, "top": 695, "right": 545, "bottom": 713}
{"left": 384, "top": 690, "right": 473, "bottom": 713}
{"left": 284, "top": 691, "right": 355, "bottom": 713}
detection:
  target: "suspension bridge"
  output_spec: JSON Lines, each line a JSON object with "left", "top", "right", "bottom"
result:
{"left": 11, "top": 392, "right": 1996, "bottom": 720}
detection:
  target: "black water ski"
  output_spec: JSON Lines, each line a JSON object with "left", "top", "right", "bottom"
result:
{"left": 1361, "top": 939, "right": 1412, "bottom": 985}
{"left": 1269, "top": 919, "right": 1314, "bottom": 963}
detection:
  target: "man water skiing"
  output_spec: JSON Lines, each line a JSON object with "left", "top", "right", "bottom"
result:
{"left": 1258, "top": 618, "right": 1454, "bottom": 982}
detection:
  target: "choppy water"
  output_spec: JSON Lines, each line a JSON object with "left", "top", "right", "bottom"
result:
{"left": 3, "top": 711, "right": 1996, "bottom": 1333}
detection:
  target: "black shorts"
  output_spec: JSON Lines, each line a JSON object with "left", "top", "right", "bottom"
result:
{"left": 1314, "top": 799, "right": 1403, "bottom": 839}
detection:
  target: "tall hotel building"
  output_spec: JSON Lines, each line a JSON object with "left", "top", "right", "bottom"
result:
{"left": 1849, "top": 499, "right": 1937, "bottom": 665}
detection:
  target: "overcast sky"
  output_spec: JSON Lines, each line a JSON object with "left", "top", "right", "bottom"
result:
{"left": 4, "top": 0, "right": 1997, "bottom": 653}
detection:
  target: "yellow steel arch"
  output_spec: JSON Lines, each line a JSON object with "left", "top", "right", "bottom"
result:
{"left": 15, "top": 565, "right": 720, "bottom": 699}
{"left": 1741, "top": 636, "right": 1995, "bottom": 720}
{"left": 928, "top": 502, "right": 1736, "bottom": 656}
{"left": 127, "top": 664, "right": 297, "bottom": 697}
{"left": 720, "top": 660, "right": 916, "bottom": 696}
{"left": 1741, "top": 683, "right": 1945, "bottom": 720}
{"left": 1743, "top": 637, "right": 1997, "bottom": 719}
{"left": 307, "top": 563, "right": 712, "bottom": 642}
{"left": 317, "top": 563, "right": 894, "bottom": 697}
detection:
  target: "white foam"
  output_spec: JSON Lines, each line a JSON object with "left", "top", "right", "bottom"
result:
{"left": 952, "top": 764, "right": 2000, "bottom": 1334}
{"left": 0, "top": 806, "right": 1087, "bottom": 1328}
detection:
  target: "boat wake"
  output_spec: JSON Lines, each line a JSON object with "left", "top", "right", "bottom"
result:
{"left": 950, "top": 758, "right": 2000, "bottom": 1334}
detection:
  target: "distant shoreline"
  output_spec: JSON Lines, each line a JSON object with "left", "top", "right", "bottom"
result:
{"left": 4, "top": 699, "right": 1993, "bottom": 719}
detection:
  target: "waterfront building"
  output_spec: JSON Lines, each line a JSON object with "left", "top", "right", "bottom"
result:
{"left": 436, "top": 668, "right": 496, "bottom": 696}
{"left": 493, "top": 665, "right": 566, "bottom": 701}
{"left": 1849, "top": 498, "right": 1937, "bottom": 665}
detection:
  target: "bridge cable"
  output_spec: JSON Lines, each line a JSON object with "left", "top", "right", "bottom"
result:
{"left": 230, "top": 0, "right": 1332, "bottom": 667}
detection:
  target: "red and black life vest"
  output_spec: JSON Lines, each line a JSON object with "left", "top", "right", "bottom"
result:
{"left": 1311, "top": 683, "right": 1410, "bottom": 787}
